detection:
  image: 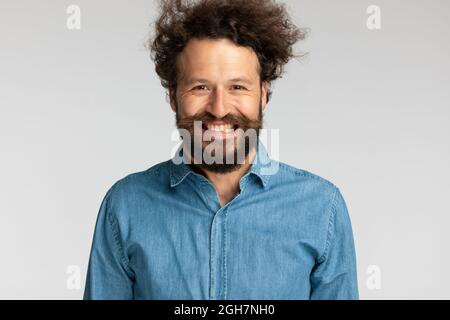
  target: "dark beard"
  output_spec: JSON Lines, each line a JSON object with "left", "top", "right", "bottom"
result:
{"left": 176, "top": 101, "right": 263, "bottom": 174}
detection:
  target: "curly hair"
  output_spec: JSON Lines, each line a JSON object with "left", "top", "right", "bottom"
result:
{"left": 148, "top": 0, "right": 306, "bottom": 104}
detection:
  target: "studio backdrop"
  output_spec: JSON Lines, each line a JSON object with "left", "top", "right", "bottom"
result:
{"left": 0, "top": 0, "right": 449, "bottom": 299}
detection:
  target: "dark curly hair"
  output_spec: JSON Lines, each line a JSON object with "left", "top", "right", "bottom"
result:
{"left": 148, "top": 0, "right": 306, "bottom": 104}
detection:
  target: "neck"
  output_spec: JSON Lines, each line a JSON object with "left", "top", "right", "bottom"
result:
{"left": 188, "top": 146, "right": 258, "bottom": 207}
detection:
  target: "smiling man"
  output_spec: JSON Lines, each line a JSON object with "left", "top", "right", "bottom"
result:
{"left": 84, "top": 0, "right": 359, "bottom": 300}
{"left": 173, "top": 37, "right": 267, "bottom": 207}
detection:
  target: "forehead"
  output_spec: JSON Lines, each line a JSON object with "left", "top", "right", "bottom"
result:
{"left": 176, "top": 38, "right": 260, "bottom": 82}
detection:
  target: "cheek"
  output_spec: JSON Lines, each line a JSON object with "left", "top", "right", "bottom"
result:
{"left": 179, "top": 95, "right": 207, "bottom": 116}
{"left": 234, "top": 98, "right": 260, "bottom": 118}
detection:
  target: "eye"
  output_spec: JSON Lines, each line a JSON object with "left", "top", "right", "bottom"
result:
{"left": 192, "top": 85, "right": 208, "bottom": 91}
{"left": 232, "top": 85, "right": 247, "bottom": 90}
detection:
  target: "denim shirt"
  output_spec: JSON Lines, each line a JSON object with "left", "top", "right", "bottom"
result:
{"left": 84, "top": 141, "right": 359, "bottom": 300}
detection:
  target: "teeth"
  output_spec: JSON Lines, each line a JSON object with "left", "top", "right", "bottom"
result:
{"left": 206, "top": 124, "right": 234, "bottom": 132}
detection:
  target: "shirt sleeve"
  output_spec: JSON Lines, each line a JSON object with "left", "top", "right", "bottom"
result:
{"left": 83, "top": 187, "right": 135, "bottom": 300}
{"left": 309, "top": 187, "right": 359, "bottom": 300}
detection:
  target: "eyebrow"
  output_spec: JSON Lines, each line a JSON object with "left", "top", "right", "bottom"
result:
{"left": 184, "top": 77, "right": 254, "bottom": 86}
{"left": 229, "top": 77, "right": 254, "bottom": 85}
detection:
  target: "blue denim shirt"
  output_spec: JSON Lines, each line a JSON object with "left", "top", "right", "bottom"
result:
{"left": 84, "top": 141, "right": 358, "bottom": 300}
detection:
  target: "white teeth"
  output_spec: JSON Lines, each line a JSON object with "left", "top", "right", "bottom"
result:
{"left": 206, "top": 124, "right": 234, "bottom": 132}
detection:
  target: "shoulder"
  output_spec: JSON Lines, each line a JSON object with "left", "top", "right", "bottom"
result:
{"left": 275, "top": 161, "right": 339, "bottom": 193}
{"left": 275, "top": 162, "right": 352, "bottom": 229}
{"left": 270, "top": 161, "right": 346, "bottom": 214}
{"left": 103, "top": 160, "right": 171, "bottom": 203}
{"left": 274, "top": 162, "right": 352, "bottom": 258}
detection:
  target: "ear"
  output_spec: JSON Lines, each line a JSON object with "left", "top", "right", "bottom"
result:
{"left": 261, "top": 80, "right": 269, "bottom": 112}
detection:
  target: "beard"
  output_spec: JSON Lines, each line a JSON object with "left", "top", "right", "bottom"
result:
{"left": 175, "top": 101, "right": 263, "bottom": 174}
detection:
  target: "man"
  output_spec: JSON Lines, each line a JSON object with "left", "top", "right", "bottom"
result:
{"left": 84, "top": 0, "right": 358, "bottom": 300}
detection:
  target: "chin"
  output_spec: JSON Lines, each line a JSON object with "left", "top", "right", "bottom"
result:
{"left": 194, "top": 163, "right": 243, "bottom": 174}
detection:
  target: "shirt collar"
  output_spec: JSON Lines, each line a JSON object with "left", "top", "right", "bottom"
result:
{"left": 169, "top": 139, "right": 273, "bottom": 189}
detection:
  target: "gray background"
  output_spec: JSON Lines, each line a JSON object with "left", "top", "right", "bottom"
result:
{"left": 1, "top": 0, "right": 449, "bottom": 299}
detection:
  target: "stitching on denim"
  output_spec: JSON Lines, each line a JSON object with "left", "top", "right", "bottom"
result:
{"left": 278, "top": 162, "right": 336, "bottom": 188}
{"left": 210, "top": 213, "right": 216, "bottom": 299}
{"left": 239, "top": 174, "right": 251, "bottom": 195}
{"left": 223, "top": 208, "right": 228, "bottom": 299}
{"left": 317, "top": 187, "right": 338, "bottom": 264}
{"left": 107, "top": 209, "right": 134, "bottom": 278}
{"left": 194, "top": 179, "right": 218, "bottom": 213}
{"left": 171, "top": 170, "right": 192, "bottom": 187}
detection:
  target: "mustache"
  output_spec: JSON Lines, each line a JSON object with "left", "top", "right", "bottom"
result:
{"left": 176, "top": 111, "right": 262, "bottom": 130}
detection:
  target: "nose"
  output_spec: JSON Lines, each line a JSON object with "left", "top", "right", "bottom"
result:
{"left": 205, "top": 87, "right": 230, "bottom": 119}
